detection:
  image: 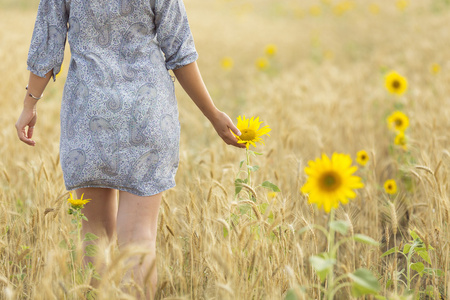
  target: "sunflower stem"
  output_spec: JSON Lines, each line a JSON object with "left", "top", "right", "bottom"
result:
{"left": 77, "top": 209, "right": 82, "bottom": 249}
{"left": 246, "top": 148, "right": 252, "bottom": 186}
{"left": 327, "top": 209, "right": 336, "bottom": 300}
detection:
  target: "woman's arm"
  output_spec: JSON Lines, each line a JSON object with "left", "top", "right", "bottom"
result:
{"left": 15, "top": 70, "right": 53, "bottom": 146}
{"left": 173, "top": 61, "right": 245, "bottom": 149}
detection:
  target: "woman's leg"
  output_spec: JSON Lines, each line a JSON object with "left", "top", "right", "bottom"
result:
{"left": 116, "top": 191, "right": 162, "bottom": 300}
{"left": 76, "top": 188, "right": 118, "bottom": 287}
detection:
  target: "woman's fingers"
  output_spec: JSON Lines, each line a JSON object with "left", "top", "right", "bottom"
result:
{"left": 223, "top": 127, "right": 245, "bottom": 148}
{"left": 27, "top": 126, "right": 35, "bottom": 139}
{"left": 16, "top": 108, "right": 37, "bottom": 146}
{"left": 16, "top": 125, "right": 36, "bottom": 146}
{"left": 227, "top": 119, "right": 242, "bottom": 137}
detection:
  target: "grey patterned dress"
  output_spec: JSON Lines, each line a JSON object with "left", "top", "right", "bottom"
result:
{"left": 27, "top": 0, "right": 198, "bottom": 196}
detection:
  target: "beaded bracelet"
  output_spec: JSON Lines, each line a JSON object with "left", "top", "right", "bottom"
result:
{"left": 25, "top": 85, "right": 43, "bottom": 100}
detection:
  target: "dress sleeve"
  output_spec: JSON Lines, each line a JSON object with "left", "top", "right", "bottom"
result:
{"left": 153, "top": 0, "right": 199, "bottom": 70}
{"left": 27, "top": 0, "right": 68, "bottom": 81}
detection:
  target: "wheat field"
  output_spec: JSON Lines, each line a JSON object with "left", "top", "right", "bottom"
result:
{"left": 0, "top": 0, "right": 449, "bottom": 299}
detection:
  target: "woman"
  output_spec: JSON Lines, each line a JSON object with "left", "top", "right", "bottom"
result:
{"left": 15, "top": 0, "right": 245, "bottom": 298}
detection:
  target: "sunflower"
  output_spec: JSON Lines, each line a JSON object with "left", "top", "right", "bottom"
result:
{"left": 234, "top": 115, "right": 271, "bottom": 149}
{"left": 384, "top": 179, "right": 397, "bottom": 194}
{"left": 301, "top": 153, "right": 364, "bottom": 213}
{"left": 385, "top": 71, "right": 408, "bottom": 96}
{"left": 255, "top": 57, "right": 269, "bottom": 71}
{"left": 430, "top": 63, "right": 440, "bottom": 75}
{"left": 369, "top": 3, "right": 380, "bottom": 14}
{"left": 356, "top": 150, "right": 369, "bottom": 166}
{"left": 309, "top": 5, "right": 322, "bottom": 16}
{"left": 387, "top": 111, "right": 409, "bottom": 132}
{"left": 394, "top": 132, "right": 407, "bottom": 150}
{"left": 268, "top": 191, "right": 277, "bottom": 200}
{"left": 396, "top": 0, "right": 409, "bottom": 11}
{"left": 67, "top": 192, "right": 91, "bottom": 209}
{"left": 264, "top": 44, "right": 277, "bottom": 57}
{"left": 55, "top": 63, "right": 64, "bottom": 78}
{"left": 220, "top": 57, "right": 234, "bottom": 71}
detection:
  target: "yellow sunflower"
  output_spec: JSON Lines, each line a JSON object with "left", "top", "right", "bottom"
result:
{"left": 55, "top": 63, "right": 64, "bottom": 78}
{"left": 369, "top": 3, "right": 380, "bottom": 15}
{"left": 255, "top": 57, "right": 269, "bottom": 71}
{"left": 394, "top": 131, "right": 407, "bottom": 150}
{"left": 67, "top": 192, "right": 91, "bottom": 209}
{"left": 396, "top": 0, "right": 409, "bottom": 11}
{"left": 356, "top": 150, "right": 369, "bottom": 166}
{"left": 387, "top": 111, "right": 409, "bottom": 132}
{"left": 264, "top": 44, "right": 278, "bottom": 57}
{"left": 268, "top": 191, "right": 277, "bottom": 200}
{"left": 309, "top": 5, "right": 322, "bottom": 16}
{"left": 234, "top": 115, "right": 271, "bottom": 149}
{"left": 384, "top": 179, "right": 397, "bottom": 194}
{"left": 430, "top": 63, "right": 440, "bottom": 75}
{"left": 301, "top": 153, "right": 364, "bottom": 213}
{"left": 220, "top": 57, "right": 234, "bottom": 71}
{"left": 385, "top": 71, "right": 408, "bottom": 96}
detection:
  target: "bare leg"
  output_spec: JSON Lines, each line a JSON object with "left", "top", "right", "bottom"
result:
{"left": 76, "top": 188, "right": 118, "bottom": 288}
{"left": 116, "top": 191, "right": 162, "bottom": 300}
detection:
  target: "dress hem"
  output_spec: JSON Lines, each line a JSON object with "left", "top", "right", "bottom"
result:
{"left": 65, "top": 182, "right": 176, "bottom": 197}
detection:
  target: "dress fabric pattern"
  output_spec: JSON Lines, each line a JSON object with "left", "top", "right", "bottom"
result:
{"left": 27, "top": 0, "right": 198, "bottom": 196}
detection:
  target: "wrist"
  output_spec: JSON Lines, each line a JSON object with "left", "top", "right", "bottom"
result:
{"left": 26, "top": 85, "right": 43, "bottom": 100}
{"left": 204, "top": 106, "right": 221, "bottom": 121}
{"left": 23, "top": 96, "right": 38, "bottom": 109}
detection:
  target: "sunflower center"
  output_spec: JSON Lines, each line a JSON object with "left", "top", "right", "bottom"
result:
{"left": 392, "top": 80, "right": 401, "bottom": 89}
{"left": 395, "top": 118, "right": 403, "bottom": 127}
{"left": 319, "top": 171, "right": 342, "bottom": 192}
{"left": 361, "top": 155, "right": 367, "bottom": 160}
{"left": 240, "top": 128, "right": 256, "bottom": 141}
{"left": 387, "top": 184, "right": 393, "bottom": 190}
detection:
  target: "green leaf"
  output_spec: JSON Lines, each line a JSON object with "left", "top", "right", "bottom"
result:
{"left": 354, "top": 234, "right": 379, "bottom": 246}
{"left": 258, "top": 203, "right": 274, "bottom": 221}
{"left": 410, "top": 262, "right": 425, "bottom": 276}
{"left": 329, "top": 220, "right": 349, "bottom": 235}
{"left": 416, "top": 249, "right": 431, "bottom": 264}
{"left": 71, "top": 219, "right": 78, "bottom": 224}
{"left": 59, "top": 240, "right": 68, "bottom": 249}
{"left": 223, "top": 226, "right": 228, "bottom": 238}
{"left": 248, "top": 150, "right": 263, "bottom": 156}
{"left": 84, "top": 244, "right": 98, "bottom": 257}
{"left": 284, "top": 286, "right": 306, "bottom": 300}
{"left": 235, "top": 178, "right": 245, "bottom": 195}
{"left": 239, "top": 160, "right": 245, "bottom": 169}
{"left": 381, "top": 247, "right": 398, "bottom": 258}
{"left": 239, "top": 204, "right": 252, "bottom": 215}
{"left": 261, "top": 181, "right": 281, "bottom": 192}
{"left": 348, "top": 268, "right": 380, "bottom": 297}
{"left": 410, "top": 230, "right": 420, "bottom": 241}
{"left": 375, "top": 296, "right": 387, "bottom": 300}
{"left": 247, "top": 165, "right": 260, "bottom": 172}
{"left": 83, "top": 232, "right": 99, "bottom": 242}
{"left": 385, "top": 279, "right": 392, "bottom": 289}
{"left": 423, "top": 268, "right": 443, "bottom": 277}
{"left": 284, "top": 289, "right": 298, "bottom": 300}
{"left": 309, "top": 255, "right": 336, "bottom": 282}
{"left": 403, "top": 244, "right": 411, "bottom": 254}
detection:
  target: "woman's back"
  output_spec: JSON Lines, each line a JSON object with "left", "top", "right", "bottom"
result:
{"left": 26, "top": 0, "right": 198, "bottom": 196}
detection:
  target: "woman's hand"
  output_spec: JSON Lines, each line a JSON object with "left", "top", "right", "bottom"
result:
{"left": 209, "top": 110, "right": 246, "bottom": 149}
{"left": 15, "top": 105, "right": 37, "bottom": 146}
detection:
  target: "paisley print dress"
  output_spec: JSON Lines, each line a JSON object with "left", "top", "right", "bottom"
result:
{"left": 27, "top": 0, "right": 198, "bottom": 196}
